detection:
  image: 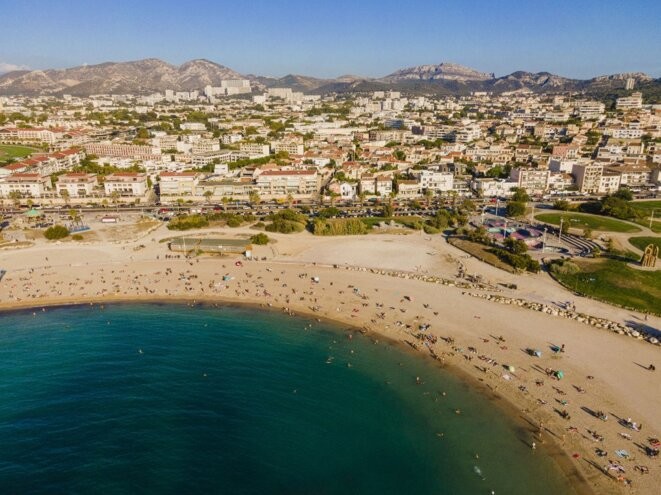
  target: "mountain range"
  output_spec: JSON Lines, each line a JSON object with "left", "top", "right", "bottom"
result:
{"left": 0, "top": 58, "right": 658, "bottom": 99}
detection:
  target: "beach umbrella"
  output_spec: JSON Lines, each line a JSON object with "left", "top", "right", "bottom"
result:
{"left": 507, "top": 365, "right": 515, "bottom": 373}
{"left": 554, "top": 370, "right": 564, "bottom": 380}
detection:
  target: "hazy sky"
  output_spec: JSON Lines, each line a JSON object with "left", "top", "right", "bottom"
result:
{"left": 1, "top": 0, "right": 659, "bottom": 78}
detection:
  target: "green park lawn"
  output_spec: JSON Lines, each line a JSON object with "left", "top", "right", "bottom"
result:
{"left": 0, "top": 144, "right": 38, "bottom": 163}
{"left": 629, "top": 236, "right": 661, "bottom": 253}
{"left": 630, "top": 201, "right": 661, "bottom": 233}
{"left": 552, "top": 258, "right": 661, "bottom": 315}
{"left": 535, "top": 211, "right": 641, "bottom": 233}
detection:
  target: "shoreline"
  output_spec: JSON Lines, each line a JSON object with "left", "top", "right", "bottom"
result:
{"left": 1, "top": 229, "right": 658, "bottom": 494}
{"left": 0, "top": 295, "right": 598, "bottom": 495}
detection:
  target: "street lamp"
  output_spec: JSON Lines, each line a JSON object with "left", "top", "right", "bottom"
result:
{"left": 650, "top": 209, "right": 657, "bottom": 230}
{"left": 543, "top": 226, "right": 547, "bottom": 252}
{"left": 559, "top": 217, "right": 564, "bottom": 242}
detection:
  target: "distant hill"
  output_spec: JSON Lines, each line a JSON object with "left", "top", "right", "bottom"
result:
{"left": 0, "top": 58, "right": 243, "bottom": 96}
{"left": 0, "top": 58, "right": 658, "bottom": 102}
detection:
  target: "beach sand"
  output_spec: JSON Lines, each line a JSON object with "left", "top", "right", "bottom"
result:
{"left": 1, "top": 225, "right": 659, "bottom": 495}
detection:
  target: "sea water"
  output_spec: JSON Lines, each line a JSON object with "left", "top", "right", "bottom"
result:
{"left": 0, "top": 304, "right": 577, "bottom": 494}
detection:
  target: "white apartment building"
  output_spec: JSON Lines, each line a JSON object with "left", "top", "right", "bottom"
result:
{"left": 56, "top": 173, "right": 99, "bottom": 197}
{"left": 272, "top": 141, "right": 304, "bottom": 155}
{"left": 192, "top": 139, "right": 220, "bottom": 154}
{"left": 180, "top": 122, "right": 207, "bottom": 132}
{"left": 4, "top": 148, "right": 83, "bottom": 177}
{"left": 103, "top": 173, "right": 149, "bottom": 197}
{"left": 576, "top": 101, "right": 605, "bottom": 119}
{"left": 599, "top": 172, "right": 622, "bottom": 194}
{"left": 396, "top": 180, "right": 421, "bottom": 198}
{"left": 454, "top": 124, "right": 482, "bottom": 143}
{"left": 572, "top": 163, "right": 603, "bottom": 194}
{"left": 222, "top": 133, "right": 243, "bottom": 145}
{"left": 471, "top": 178, "right": 518, "bottom": 198}
{"left": 0, "top": 127, "right": 63, "bottom": 144}
{"left": 255, "top": 169, "right": 319, "bottom": 196}
{"left": 239, "top": 143, "right": 271, "bottom": 156}
{"left": 616, "top": 93, "right": 643, "bottom": 110}
{"left": 84, "top": 143, "right": 161, "bottom": 161}
{"left": 267, "top": 88, "right": 293, "bottom": 100}
{"left": 159, "top": 172, "right": 201, "bottom": 197}
{"left": 419, "top": 170, "right": 454, "bottom": 192}
{"left": 509, "top": 167, "right": 550, "bottom": 195}
{"left": 375, "top": 177, "right": 393, "bottom": 197}
{"left": 606, "top": 165, "right": 652, "bottom": 187}
{"left": 0, "top": 173, "right": 51, "bottom": 198}
{"left": 608, "top": 128, "right": 644, "bottom": 139}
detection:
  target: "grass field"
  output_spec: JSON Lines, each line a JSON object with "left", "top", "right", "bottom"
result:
{"left": 628, "top": 236, "right": 661, "bottom": 253}
{"left": 551, "top": 258, "right": 661, "bottom": 315}
{"left": 535, "top": 211, "right": 641, "bottom": 233}
{"left": 0, "top": 144, "right": 38, "bottom": 163}
{"left": 448, "top": 238, "right": 518, "bottom": 273}
{"left": 630, "top": 201, "right": 661, "bottom": 233}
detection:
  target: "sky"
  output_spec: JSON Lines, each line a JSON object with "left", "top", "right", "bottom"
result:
{"left": 1, "top": 0, "right": 659, "bottom": 78}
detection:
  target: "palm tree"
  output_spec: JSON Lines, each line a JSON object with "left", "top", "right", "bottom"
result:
{"left": 424, "top": 188, "right": 433, "bottom": 208}
{"left": 358, "top": 190, "right": 367, "bottom": 207}
{"left": 203, "top": 190, "right": 213, "bottom": 204}
{"left": 286, "top": 193, "right": 294, "bottom": 208}
{"left": 60, "top": 188, "right": 70, "bottom": 205}
{"left": 110, "top": 191, "right": 120, "bottom": 212}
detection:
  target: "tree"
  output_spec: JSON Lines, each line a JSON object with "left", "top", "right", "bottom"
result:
{"left": 250, "top": 233, "right": 270, "bottom": 245}
{"left": 510, "top": 187, "right": 530, "bottom": 203}
{"left": 460, "top": 199, "right": 476, "bottom": 213}
{"left": 203, "top": 190, "right": 213, "bottom": 204}
{"left": 506, "top": 201, "right": 526, "bottom": 217}
{"left": 248, "top": 190, "right": 260, "bottom": 205}
{"left": 504, "top": 236, "right": 528, "bottom": 254}
{"left": 553, "top": 199, "right": 571, "bottom": 211}
{"left": 136, "top": 128, "right": 150, "bottom": 139}
{"left": 60, "top": 188, "right": 70, "bottom": 204}
{"left": 358, "top": 190, "right": 367, "bottom": 207}
{"left": 583, "top": 227, "right": 592, "bottom": 240}
{"left": 613, "top": 187, "right": 633, "bottom": 201}
{"left": 44, "top": 225, "right": 69, "bottom": 240}
{"left": 382, "top": 201, "right": 394, "bottom": 218}
{"left": 286, "top": 193, "right": 294, "bottom": 208}
{"left": 392, "top": 149, "right": 406, "bottom": 161}
{"left": 424, "top": 188, "right": 433, "bottom": 207}
{"left": 8, "top": 190, "right": 22, "bottom": 208}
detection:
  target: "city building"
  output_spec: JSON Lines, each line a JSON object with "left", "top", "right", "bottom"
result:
{"left": 103, "top": 173, "right": 149, "bottom": 197}
{"left": 56, "top": 173, "right": 99, "bottom": 198}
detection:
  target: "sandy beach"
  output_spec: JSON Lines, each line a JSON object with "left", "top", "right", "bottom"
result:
{"left": 1, "top": 225, "right": 659, "bottom": 495}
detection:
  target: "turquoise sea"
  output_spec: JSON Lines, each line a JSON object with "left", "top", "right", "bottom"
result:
{"left": 0, "top": 304, "right": 577, "bottom": 494}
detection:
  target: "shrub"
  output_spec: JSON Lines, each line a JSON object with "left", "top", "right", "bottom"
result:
{"left": 312, "top": 218, "right": 368, "bottom": 236}
{"left": 226, "top": 216, "right": 242, "bottom": 228}
{"left": 549, "top": 259, "right": 581, "bottom": 276}
{"left": 167, "top": 214, "right": 209, "bottom": 231}
{"left": 506, "top": 201, "right": 526, "bottom": 217}
{"left": 317, "top": 207, "right": 341, "bottom": 219}
{"left": 553, "top": 200, "right": 571, "bottom": 211}
{"left": 71, "top": 234, "right": 84, "bottom": 241}
{"left": 423, "top": 224, "right": 440, "bottom": 234}
{"left": 265, "top": 219, "right": 306, "bottom": 234}
{"left": 490, "top": 247, "right": 540, "bottom": 273}
{"left": 44, "top": 225, "right": 69, "bottom": 240}
{"left": 250, "top": 233, "right": 270, "bottom": 245}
